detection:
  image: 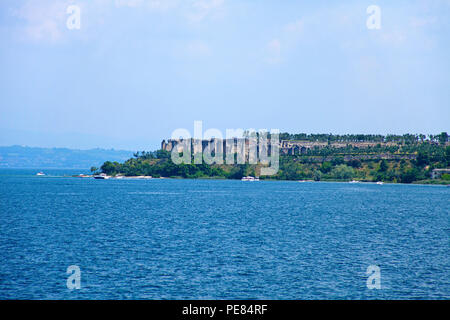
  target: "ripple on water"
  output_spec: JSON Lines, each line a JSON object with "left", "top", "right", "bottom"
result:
{"left": 0, "top": 176, "right": 448, "bottom": 299}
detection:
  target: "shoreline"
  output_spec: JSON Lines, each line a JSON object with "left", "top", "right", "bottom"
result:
{"left": 2, "top": 169, "right": 445, "bottom": 186}
{"left": 80, "top": 174, "right": 449, "bottom": 186}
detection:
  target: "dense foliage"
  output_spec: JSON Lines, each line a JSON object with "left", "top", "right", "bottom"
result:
{"left": 275, "top": 132, "right": 449, "bottom": 144}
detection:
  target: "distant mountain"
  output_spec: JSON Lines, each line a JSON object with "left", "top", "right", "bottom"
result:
{"left": 0, "top": 146, "right": 135, "bottom": 169}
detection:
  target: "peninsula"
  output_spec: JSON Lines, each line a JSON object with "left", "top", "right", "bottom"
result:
{"left": 97, "top": 133, "right": 450, "bottom": 184}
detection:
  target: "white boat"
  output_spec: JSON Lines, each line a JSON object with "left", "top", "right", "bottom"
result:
{"left": 241, "top": 176, "right": 259, "bottom": 181}
{"left": 36, "top": 172, "right": 45, "bottom": 176}
{"left": 349, "top": 180, "right": 360, "bottom": 183}
{"left": 93, "top": 173, "right": 110, "bottom": 179}
{"left": 376, "top": 181, "right": 384, "bottom": 185}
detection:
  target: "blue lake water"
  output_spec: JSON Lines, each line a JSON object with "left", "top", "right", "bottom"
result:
{"left": 0, "top": 169, "right": 448, "bottom": 299}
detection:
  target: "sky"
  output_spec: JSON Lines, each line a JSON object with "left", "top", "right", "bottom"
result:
{"left": 0, "top": 0, "right": 449, "bottom": 150}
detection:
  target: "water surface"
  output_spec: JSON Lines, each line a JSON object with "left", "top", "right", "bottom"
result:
{"left": 0, "top": 169, "right": 448, "bottom": 299}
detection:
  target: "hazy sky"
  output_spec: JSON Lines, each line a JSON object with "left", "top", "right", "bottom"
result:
{"left": 1, "top": 0, "right": 449, "bottom": 150}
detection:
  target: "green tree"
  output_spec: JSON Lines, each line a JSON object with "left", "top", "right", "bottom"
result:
{"left": 438, "top": 132, "right": 448, "bottom": 146}
{"left": 101, "top": 161, "right": 117, "bottom": 175}
{"left": 378, "top": 160, "right": 388, "bottom": 172}
{"left": 400, "top": 168, "right": 420, "bottom": 183}
{"left": 348, "top": 159, "right": 362, "bottom": 168}
{"left": 313, "top": 170, "right": 322, "bottom": 181}
{"left": 156, "top": 149, "right": 171, "bottom": 159}
{"left": 331, "top": 164, "right": 354, "bottom": 180}
{"left": 320, "top": 161, "right": 332, "bottom": 173}
{"left": 416, "top": 150, "right": 429, "bottom": 166}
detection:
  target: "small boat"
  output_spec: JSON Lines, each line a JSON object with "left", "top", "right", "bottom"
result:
{"left": 93, "top": 173, "right": 110, "bottom": 179}
{"left": 36, "top": 172, "right": 45, "bottom": 176}
{"left": 349, "top": 180, "right": 360, "bottom": 183}
{"left": 376, "top": 181, "right": 384, "bottom": 185}
{"left": 241, "top": 176, "right": 259, "bottom": 181}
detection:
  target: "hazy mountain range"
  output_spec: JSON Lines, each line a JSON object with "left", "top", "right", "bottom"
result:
{"left": 0, "top": 146, "right": 134, "bottom": 169}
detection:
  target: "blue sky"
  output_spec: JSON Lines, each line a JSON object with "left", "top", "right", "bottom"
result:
{"left": 0, "top": 0, "right": 449, "bottom": 150}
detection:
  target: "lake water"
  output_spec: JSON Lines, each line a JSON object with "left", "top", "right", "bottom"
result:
{"left": 0, "top": 169, "right": 448, "bottom": 299}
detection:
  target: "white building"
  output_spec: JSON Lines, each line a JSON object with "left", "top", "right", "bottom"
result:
{"left": 431, "top": 168, "right": 450, "bottom": 179}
